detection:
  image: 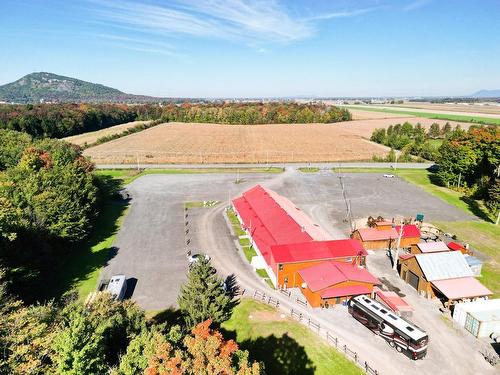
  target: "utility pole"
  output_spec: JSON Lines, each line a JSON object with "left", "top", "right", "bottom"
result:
{"left": 457, "top": 172, "right": 461, "bottom": 188}
{"left": 392, "top": 224, "right": 403, "bottom": 271}
{"left": 496, "top": 210, "right": 500, "bottom": 226}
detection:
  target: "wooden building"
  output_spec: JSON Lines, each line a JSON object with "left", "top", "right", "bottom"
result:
{"left": 398, "top": 252, "right": 492, "bottom": 307}
{"left": 410, "top": 241, "right": 450, "bottom": 255}
{"left": 296, "top": 261, "right": 380, "bottom": 308}
{"left": 351, "top": 224, "right": 421, "bottom": 250}
{"left": 270, "top": 239, "right": 367, "bottom": 289}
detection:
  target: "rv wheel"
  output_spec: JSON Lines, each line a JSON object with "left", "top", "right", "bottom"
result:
{"left": 389, "top": 341, "right": 395, "bottom": 348}
{"left": 396, "top": 346, "right": 403, "bottom": 353}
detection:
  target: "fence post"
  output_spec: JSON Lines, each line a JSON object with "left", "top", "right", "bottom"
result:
{"left": 344, "top": 344, "right": 347, "bottom": 354}
{"left": 354, "top": 352, "right": 358, "bottom": 363}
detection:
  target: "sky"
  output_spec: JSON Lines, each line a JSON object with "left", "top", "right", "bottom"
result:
{"left": 1, "top": 0, "right": 499, "bottom": 98}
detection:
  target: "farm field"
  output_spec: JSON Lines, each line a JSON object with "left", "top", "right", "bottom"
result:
{"left": 344, "top": 105, "right": 500, "bottom": 124}
{"left": 84, "top": 118, "right": 471, "bottom": 164}
{"left": 63, "top": 120, "right": 151, "bottom": 146}
{"left": 389, "top": 102, "right": 500, "bottom": 116}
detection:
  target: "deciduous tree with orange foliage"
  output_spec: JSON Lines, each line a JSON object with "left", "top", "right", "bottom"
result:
{"left": 145, "top": 320, "right": 262, "bottom": 375}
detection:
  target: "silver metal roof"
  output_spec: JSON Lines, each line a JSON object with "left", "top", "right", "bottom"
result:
{"left": 415, "top": 252, "right": 473, "bottom": 281}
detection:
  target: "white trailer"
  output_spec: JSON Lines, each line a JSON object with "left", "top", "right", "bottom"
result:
{"left": 453, "top": 299, "right": 500, "bottom": 338}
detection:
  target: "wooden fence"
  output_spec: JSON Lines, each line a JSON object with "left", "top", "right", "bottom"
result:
{"left": 250, "top": 289, "right": 380, "bottom": 375}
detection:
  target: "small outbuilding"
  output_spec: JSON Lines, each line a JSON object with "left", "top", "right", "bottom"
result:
{"left": 410, "top": 241, "right": 450, "bottom": 254}
{"left": 464, "top": 255, "right": 483, "bottom": 276}
{"left": 296, "top": 261, "right": 380, "bottom": 308}
{"left": 399, "top": 252, "right": 492, "bottom": 307}
{"left": 452, "top": 299, "right": 500, "bottom": 338}
{"left": 374, "top": 287, "right": 414, "bottom": 317}
{"left": 351, "top": 224, "right": 421, "bottom": 250}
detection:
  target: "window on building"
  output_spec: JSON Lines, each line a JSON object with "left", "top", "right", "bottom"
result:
{"left": 278, "top": 264, "right": 283, "bottom": 271}
{"left": 284, "top": 277, "right": 288, "bottom": 284}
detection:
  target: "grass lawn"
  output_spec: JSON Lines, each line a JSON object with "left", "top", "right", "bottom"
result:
{"left": 343, "top": 105, "right": 500, "bottom": 125}
{"left": 96, "top": 167, "right": 283, "bottom": 185}
{"left": 222, "top": 299, "right": 363, "bottom": 375}
{"left": 52, "top": 197, "right": 129, "bottom": 300}
{"left": 298, "top": 167, "right": 320, "bottom": 173}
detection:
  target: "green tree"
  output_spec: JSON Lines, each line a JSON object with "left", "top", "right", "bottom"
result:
{"left": 52, "top": 306, "right": 107, "bottom": 375}
{"left": 178, "top": 258, "right": 234, "bottom": 328}
{"left": 428, "top": 123, "right": 441, "bottom": 138}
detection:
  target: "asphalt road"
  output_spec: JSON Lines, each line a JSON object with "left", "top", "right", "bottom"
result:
{"left": 95, "top": 161, "right": 435, "bottom": 170}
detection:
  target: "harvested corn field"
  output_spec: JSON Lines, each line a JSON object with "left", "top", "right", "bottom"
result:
{"left": 63, "top": 120, "right": 151, "bottom": 146}
{"left": 83, "top": 118, "right": 472, "bottom": 164}
{"left": 84, "top": 122, "right": 390, "bottom": 164}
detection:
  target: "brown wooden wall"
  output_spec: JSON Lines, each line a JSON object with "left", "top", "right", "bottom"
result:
{"left": 276, "top": 256, "right": 365, "bottom": 289}
{"left": 295, "top": 272, "right": 376, "bottom": 308}
{"left": 399, "top": 257, "right": 434, "bottom": 298}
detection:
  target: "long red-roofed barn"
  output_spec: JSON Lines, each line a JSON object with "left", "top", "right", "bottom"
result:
{"left": 231, "top": 185, "right": 378, "bottom": 306}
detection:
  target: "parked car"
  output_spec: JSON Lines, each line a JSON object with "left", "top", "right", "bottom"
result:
{"left": 188, "top": 253, "right": 211, "bottom": 265}
{"left": 383, "top": 174, "right": 395, "bottom": 178}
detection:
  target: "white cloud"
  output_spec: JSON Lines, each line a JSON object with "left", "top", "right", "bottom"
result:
{"left": 88, "top": 0, "right": 374, "bottom": 44}
{"left": 403, "top": 0, "right": 432, "bottom": 12}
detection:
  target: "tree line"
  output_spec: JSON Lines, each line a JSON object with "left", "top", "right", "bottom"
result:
{"left": 0, "top": 257, "right": 262, "bottom": 374}
{"left": 436, "top": 125, "right": 499, "bottom": 217}
{"left": 370, "top": 121, "right": 457, "bottom": 161}
{"left": 370, "top": 123, "right": 499, "bottom": 218}
{"left": 0, "top": 102, "right": 352, "bottom": 139}
{"left": 0, "top": 129, "right": 102, "bottom": 300}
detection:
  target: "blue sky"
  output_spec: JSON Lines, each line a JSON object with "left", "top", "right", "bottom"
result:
{"left": 1, "top": 0, "right": 499, "bottom": 98}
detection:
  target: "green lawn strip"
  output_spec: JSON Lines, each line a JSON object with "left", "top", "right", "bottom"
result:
{"left": 255, "top": 269, "right": 268, "bottom": 278}
{"left": 432, "top": 221, "right": 500, "bottom": 297}
{"left": 242, "top": 246, "right": 257, "bottom": 262}
{"left": 184, "top": 200, "right": 220, "bottom": 208}
{"left": 53, "top": 199, "right": 129, "bottom": 300}
{"left": 342, "top": 106, "right": 500, "bottom": 125}
{"left": 298, "top": 167, "right": 320, "bottom": 173}
{"left": 95, "top": 167, "right": 283, "bottom": 184}
{"left": 222, "top": 299, "right": 363, "bottom": 375}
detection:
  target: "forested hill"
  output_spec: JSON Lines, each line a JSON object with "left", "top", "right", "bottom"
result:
{"left": 0, "top": 72, "right": 164, "bottom": 103}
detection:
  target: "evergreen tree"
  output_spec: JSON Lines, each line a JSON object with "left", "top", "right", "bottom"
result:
{"left": 178, "top": 258, "right": 234, "bottom": 328}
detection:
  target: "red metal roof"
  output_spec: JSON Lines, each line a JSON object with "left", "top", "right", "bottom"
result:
{"left": 270, "top": 239, "right": 367, "bottom": 264}
{"left": 431, "top": 277, "right": 492, "bottom": 300}
{"left": 321, "top": 285, "right": 371, "bottom": 299}
{"left": 298, "top": 261, "right": 380, "bottom": 292}
{"left": 447, "top": 241, "right": 464, "bottom": 251}
{"left": 399, "top": 253, "right": 414, "bottom": 261}
{"left": 356, "top": 227, "right": 398, "bottom": 241}
{"left": 374, "top": 287, "right": 414, "bottom": 312}
{"left": 232, "top": 185, "right": 313, "bottom": 265}
{"left": 395, "top": 224, "right": 421, "bottom": 239}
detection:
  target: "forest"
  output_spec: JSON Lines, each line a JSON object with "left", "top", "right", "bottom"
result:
{"left": 0, "top": 130, "right": 262, "bottom": 374}
{"left": 0, "top": 102, "right": 351, "bottom": 139}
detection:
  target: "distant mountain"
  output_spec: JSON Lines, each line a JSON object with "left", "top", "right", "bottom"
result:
{"left": 471, "top": 89, "right": 500, "bottom": 98}
{"left": 0, "top": 72, "right": 165, "bottom": 103}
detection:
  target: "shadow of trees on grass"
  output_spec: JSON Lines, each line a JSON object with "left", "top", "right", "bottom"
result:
{"left": 231, "top": 332, "right": 315, "bottom": 375}
{"left": 45, "top": 176, "right": 129, "bottom": 301}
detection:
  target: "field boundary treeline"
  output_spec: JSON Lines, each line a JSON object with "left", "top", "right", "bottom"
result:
{"left": 343, "top": 105, "right": 500, "bottom": 125}
{"left": 0, "top": 102, "right": 352, "bottom": 139}
{"left": 80, "top": 119, "right": 163, "bottom": 149}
